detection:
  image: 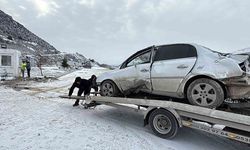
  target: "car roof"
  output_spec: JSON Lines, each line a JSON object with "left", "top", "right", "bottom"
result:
{"left": 155, "top": 43, "right": 196, "bottom": 47}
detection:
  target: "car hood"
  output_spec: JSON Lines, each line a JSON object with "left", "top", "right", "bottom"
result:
{"left": 96, "top": 69, "right": 118, "bottom": 84}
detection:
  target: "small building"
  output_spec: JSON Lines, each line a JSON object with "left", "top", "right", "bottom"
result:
{"left": 0, "top": 46, "right": 21, "bottom": 79}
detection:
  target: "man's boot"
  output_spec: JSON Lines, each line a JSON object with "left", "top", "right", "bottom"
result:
{"left": 73, "top": 100, "right": 79, "bottom": 107}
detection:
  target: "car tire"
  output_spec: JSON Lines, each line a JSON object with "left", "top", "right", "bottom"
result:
{"left": 149, "top": 109, "right": 179, "bottom": 139}
{"left": 187, "top": 78, "right": 224, "bottom": 108}
{"left": 100, "top": 80, "right": 119, "bottom": 97}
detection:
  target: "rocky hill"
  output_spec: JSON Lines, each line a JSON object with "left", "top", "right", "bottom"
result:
{"left": 233, "top": 48, "right": 250, "bottom": 55}
{"left": 0, "top": 10, "right": 112, "bottom": 69}
{"left": 0, "top": 10, "right": 59, "bottom": 56}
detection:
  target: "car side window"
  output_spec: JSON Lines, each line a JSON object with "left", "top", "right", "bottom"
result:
{"left": 126, "top": 51, "right": 151, "bottom": 67}
{"left": 154, "top": 44, "right": 197, "bottom": 61}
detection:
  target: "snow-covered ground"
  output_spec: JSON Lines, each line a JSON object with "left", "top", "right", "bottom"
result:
{"left": 27, "top": 66, "right": 71, "bottom": 78}
{"left": 0, "top": 67, "right": 249, "bottom": 150}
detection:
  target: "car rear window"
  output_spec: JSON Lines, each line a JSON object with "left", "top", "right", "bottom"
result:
{"left": 154, "top": 44, "right": 197, "bottom": 61}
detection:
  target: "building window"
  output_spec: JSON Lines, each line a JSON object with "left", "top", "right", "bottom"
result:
{"left": 1, "top": 55, "right": 12, "bottom": 66}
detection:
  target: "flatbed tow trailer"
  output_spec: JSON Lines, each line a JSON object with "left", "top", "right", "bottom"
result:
{"left": 60, "top": 95, "right": 250, "bottom": 145}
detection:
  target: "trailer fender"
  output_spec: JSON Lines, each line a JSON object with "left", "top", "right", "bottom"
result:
{"left": 144, "top": 107, "right": 182, "bottom": 127}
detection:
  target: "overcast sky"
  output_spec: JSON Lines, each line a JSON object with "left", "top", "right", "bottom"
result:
{"left": 0, "top": 0, "right": 250, "bottom": 65}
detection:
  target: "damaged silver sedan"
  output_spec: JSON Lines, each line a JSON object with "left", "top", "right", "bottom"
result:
{"left": 97, "top": 44, "right": 250, "bottom": 108}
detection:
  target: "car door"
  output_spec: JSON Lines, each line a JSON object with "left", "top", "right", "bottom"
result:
{"left": 151, "top": 44, "right": 197, "bottom": 95}
{"left": 117, "top": 48, "right": 152, "bottom": 92}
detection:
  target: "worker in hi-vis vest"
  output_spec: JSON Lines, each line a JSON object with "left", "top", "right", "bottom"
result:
{"left": 20, "top": 60, "right": 26, "bottom": 80}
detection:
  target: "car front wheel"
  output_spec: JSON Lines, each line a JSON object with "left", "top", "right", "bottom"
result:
{"left": 187, "top": 78, "right": 225, "bottom": 108}
{"left": 100, "top": 80, "right": 119, "bottom": 97}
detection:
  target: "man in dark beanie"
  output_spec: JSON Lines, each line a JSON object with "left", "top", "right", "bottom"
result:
{"left": 68, "top": 75, "right": 97, "bottom": 107}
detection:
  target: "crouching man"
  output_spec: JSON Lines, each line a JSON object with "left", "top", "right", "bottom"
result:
{"left": 68, "top": 75, "right": 98, "bottom": 107}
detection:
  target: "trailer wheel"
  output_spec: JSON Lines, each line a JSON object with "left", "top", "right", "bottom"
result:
{"left": 149, "top": 109, "right": 179, "bottom": 139}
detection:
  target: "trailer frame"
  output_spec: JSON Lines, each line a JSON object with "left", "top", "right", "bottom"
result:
{"left": 60, "top": 95, "right": 250, "bottom": 144}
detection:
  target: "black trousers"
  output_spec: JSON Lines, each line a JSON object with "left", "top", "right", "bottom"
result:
{"left": 27, "top": 69, "right": 31, "bottom": 78}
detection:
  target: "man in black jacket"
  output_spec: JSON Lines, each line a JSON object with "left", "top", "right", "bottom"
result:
{"left": 68, "top": 75, "right": 97, "bottom": 107}
{"left": 26, "top": 60, "right": 31, "bottom": 78}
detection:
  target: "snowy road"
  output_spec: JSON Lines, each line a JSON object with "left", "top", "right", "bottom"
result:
{"left": 0, "top": 68, "right": 249, "bottom": 150}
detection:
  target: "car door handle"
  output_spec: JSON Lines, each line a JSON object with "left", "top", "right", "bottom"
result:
{"left": 177, "top": 65, "right": 189, "bottom": 69}
{"left": 140, "top": 69, "right": 149, "bottom": 72}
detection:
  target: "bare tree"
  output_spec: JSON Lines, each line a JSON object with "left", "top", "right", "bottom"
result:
{"left": 35, "top": 53, "right": 47, "bottom": 76}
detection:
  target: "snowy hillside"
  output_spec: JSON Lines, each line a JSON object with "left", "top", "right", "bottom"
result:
{"left": 0, "top": 10, "right": 110, "bottom": 69}
{"left": 233, "top": 48, "right": 250, "bottom": 55}
{"left": 0, "top": 10, "right": 58, "bottom": 55}
{"left": 0, "top": 68, "right": 248, "bottom": 150}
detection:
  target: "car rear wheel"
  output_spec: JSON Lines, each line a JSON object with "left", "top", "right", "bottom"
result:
{"left": 187, "top": 78, "right": 224, "bottom": 108}
{"left": 100, "top": 80, "right": 119, "bottom": 97}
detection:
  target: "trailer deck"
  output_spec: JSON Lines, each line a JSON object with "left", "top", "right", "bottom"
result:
{"left": 60, "top": 95, "right": 250, "bottom": 144}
